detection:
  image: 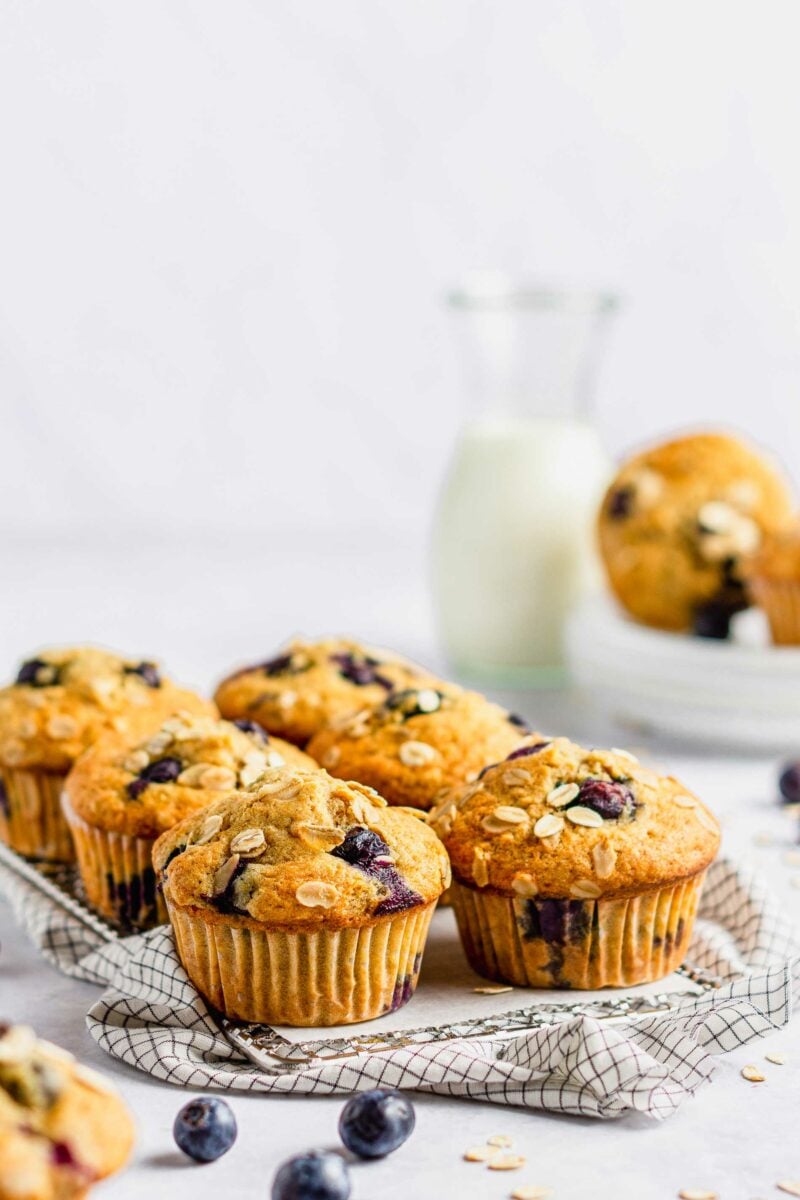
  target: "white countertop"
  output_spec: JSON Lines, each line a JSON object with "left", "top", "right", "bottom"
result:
{"left": 2, "top": 537, "right": 800, "bottom": 1199}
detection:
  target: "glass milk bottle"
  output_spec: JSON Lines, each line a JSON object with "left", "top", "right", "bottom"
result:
{"left": 431, "top": 276, "right": 617, "bottom": 685}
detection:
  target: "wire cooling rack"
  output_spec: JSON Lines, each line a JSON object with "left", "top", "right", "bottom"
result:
{"left": 1, "top": 843, "right": 723, "bottom": 1075}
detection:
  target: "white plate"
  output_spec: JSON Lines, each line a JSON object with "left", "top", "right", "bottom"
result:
{"left": 566, "top": 597, "right": 800, "bottom": 752}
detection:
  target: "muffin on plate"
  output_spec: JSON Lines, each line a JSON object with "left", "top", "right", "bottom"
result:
{"left": 306, "top": 685, "right": 528, "bottom": 811}
{"left": 153, "top": 766, "right": 451, "bottom": 1025}
{"left": 0, "top": 1023, "right": 134, "bottom": 1200}
{"left": 62, "top": 712, "right": 316, "bottom": 928}
{"left": 431, "top": 736, "right": 719, "bottom": 989}
{"left": 214, "top": 636, "right": 439, "bottom": 746}
{"left": 0, "top": 647, "right": 214, "bottom": 862}
{"left": 597, "top": 431, "right": 794, "bottom": 636}
{"left": 744, "top": 524, "right": 800, "bottom": 645}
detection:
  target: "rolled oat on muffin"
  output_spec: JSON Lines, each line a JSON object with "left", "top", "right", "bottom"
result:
{"left": 307, "top": 685, "right": 529, "bottom": 811}
{"left": 431, "top": 736, "right": 719, "bottom": 989}
{"left": 153, "top": 766, "right": 451, "bottom": 1026}
{"left": 63, "top": 711, "right": 315, "bottom": 928}
{"left": 214, "top": 636, "right": 440, "bottom": 746}
{"left": 0, "top": 646, "right": 214, "bottom": 861}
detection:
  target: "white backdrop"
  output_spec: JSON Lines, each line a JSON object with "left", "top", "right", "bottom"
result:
{"left": 1, "top": 0, "right": 799, "bottom": 545}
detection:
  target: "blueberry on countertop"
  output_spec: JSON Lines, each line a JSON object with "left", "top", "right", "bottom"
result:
{"left": 272, "top": 1150, "right": 351, "bottom": 1200}
{"left": 173, "top": 1096, "right": 237, "bottom": 1163}
{"left": 779, "top": 762, "right": 800, "bottom": 805}
{"left": 338, "top": 1089, "right": 415, "bottom": 1159}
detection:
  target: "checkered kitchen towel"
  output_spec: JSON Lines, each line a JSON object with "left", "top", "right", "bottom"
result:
{"left": 1, "top": 851, "right": 797, "bottom": 1120}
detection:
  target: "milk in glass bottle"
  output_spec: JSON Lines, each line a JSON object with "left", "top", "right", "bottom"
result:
{"left": 431, "top": 276, "right": 617, "bottom": 684}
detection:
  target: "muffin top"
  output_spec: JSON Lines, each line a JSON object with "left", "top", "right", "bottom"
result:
{"left": 64, "top": 712, "right": 317, "bottom": 838}
{"left": 0, "top": 1023, "right": 134, "bottom": 1200}
{"left": 306, "top": 685, "right": 528, "bottom": 810}
{"left": 745, "top": 523, "right": 800, "bottom": 583}
{"left": 597, "top": 432, "right": 794, "bottom": 633}
{"left": 0, "top": 647, "right": 214, "bottom": 773}
{"left": 214, "top": 636, "right": 439, "bottom": 745}
{"left": 153, "top": 766, "right": 450, "bottom": 930}
{"left": 432, "top": 736, "right": 720, "bottom": 900}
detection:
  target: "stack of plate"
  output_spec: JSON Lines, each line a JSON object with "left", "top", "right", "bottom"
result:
{"left": 566, "top": 597, "right": 800, "bottom": 752}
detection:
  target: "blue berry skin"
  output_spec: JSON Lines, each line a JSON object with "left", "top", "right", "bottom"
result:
{"left": 173, "top": 1097, "right": 237, "bottom": 1163}
{"left": 338, "top": 1089, "right": 415, "bottom": 1159}
{"left": 779, "top": 762, "right": 800, "bottom": 805}
{"left": 272, "top": 1151, "right": 351, "bottom": 1200}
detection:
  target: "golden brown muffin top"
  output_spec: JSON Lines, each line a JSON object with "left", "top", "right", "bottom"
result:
{"left": 214, "top": 636, "right": 440, "bottom": 745}
{"left": 0, "top": 1023, "right": 134, "bottom": 1200}
{"left": 64, "top": 711, "right": 316, "bottom": 838}
{"left": 432, "top": 736, "right": 720, "bottom": 900}
{"left": 306, "top": 685, "right": 527, "bottom": 810}
{"left": 0, "top": 647, "right": 214, "bottom": 773}
{"left": 597, "top": 431, "right": 794, "bottom": 631}
{"left": 745, "top": 522, "right": 800, "bottom": 582}
{"left": 153, "top": 766, "right": 450, "bottom": 931}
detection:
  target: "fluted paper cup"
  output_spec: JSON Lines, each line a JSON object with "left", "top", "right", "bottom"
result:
{"left": 61, "top": 794, "right": 165, "bottom": 928}
{"left": 750, "top": 578, "right": 800, "bottom": 645}
{"left": 163, "top": 893, "right": 437, "bottom": 1026}
{"left": 0, "top": 767, "right": 74, "bottom": 861}
{"left": 449, "top": 871, "right": 707, "bottom": 990}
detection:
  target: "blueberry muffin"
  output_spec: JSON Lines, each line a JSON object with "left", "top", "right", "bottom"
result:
{"left": 214, "top": 637, "right": 439, "bottom": 746}
{"left": 0, "top": 647, "right": 214, "bottom": 861}
{"left": 597, "top": 432, "right": 794, "bottom": 635}
{"left": 153, "top": 766, "right": 450, "bottom": 1025}
{"left": 62, "top": 712, "right": 316, "bottom": 928}
{"left": 0, "top": 1023, "right": 134, "bottom": 1200}
{"left": 306, "top": 685, "right": 528, "bottom": 811}
{"left": 431, "top": 736, "right": 719, "bottom": 989}
{"left": 744, "top": 524, "right": 800, "bottom": 645}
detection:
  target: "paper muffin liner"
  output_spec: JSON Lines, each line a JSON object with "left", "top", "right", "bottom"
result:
{"left": 0, "top": 767, "right": 74, "bottom": 861}
{"left": 163, "top": 894, "right": 437, "bottom": 1026}
{"left": 449, "top": 870, "right": 707, "bottom": 989}
{"left": 61, "top": 795, "right": 166, "bottom": 929}
{"left": 749, "top": 577, "right": 800, "bottom": 645}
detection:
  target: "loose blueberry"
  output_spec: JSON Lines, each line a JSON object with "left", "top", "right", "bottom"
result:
{"left": 124, "top": 661, "right": 161, "bottom": 688}
{"left": 338, "top": 1089, "right": 415, "bottom": 1159}
{"left": 173, "top": 1099, "right": 236, "bottom": 1161}
{"left": 15, "top": 658, "right": 57, "bottom": 687}
{"left": 779, "top": 762, "right": 800, "bottom": 805}
{"left": 127, "top": 756, "right": 182, "bottom": 799}
{"left": 608, "top": 486, "right": 634, "bottom": 519}
{"left": 272, "top": 1151, "right": 351, "bottom": 1200}
{"left": 173, "top": 1096, "right": 237, "bottom": 1163}
{"left": 232, "top": 718, "right": 269, "bottom": 742}
{"left": 0, "top": 779, "right": 8, "bottom": 819}
{"left": 576, "top": 778, "right": 634, "bottom": 819}
{"left": 329, "top": 652, "right": 393, "bottom": 690}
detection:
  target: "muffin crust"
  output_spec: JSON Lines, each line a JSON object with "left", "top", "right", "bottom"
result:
{"left": 214, "top": 636, "right": 439, "bottom": 745}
